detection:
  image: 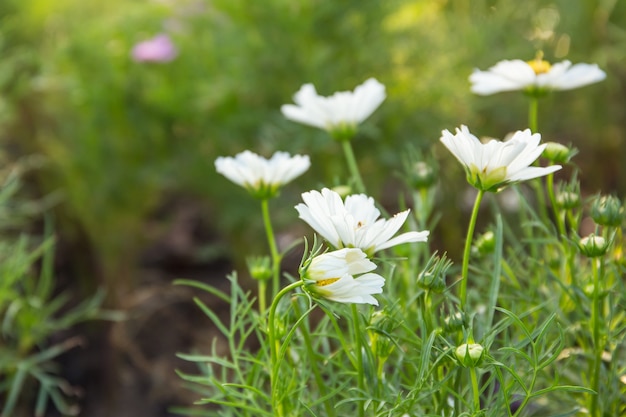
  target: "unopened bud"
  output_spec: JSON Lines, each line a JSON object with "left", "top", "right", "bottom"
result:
{"left": 410, "top": 161, "right": 437, "bottom": 190}
{"left": 474, "top": 231, "right": 496, "bottom": 256}
{"left": 556, "top": 191, "right": 580, "bottom": 210}
{"left": 455, "top": 343, "right": 485, "bottom": 368}
{"left": 443, "top": 311, "right": 466, "bottom": 333}
{"left": 543, "top": 142, "right": 575, "bottom": 164}
{"left": 247, "top": 256, "right": 272, "bottom": 281}
{"left": 591, "top": 195, "right": 623, "bottom": 227}
{"left": 578, "top": 234, "right": 608, "bottom": 258}
{"left": 331, "top": 185, "right": 352, "bottom": 199}
{"left": 417, "top": 252, "right": 452, "bottom": 293}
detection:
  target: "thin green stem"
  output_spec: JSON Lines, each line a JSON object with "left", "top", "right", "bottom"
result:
{"left": 546, "top": 172, "right": 566, "bottom": 238}
{"left": 341, "top": 139, "right": 366, "bottom": 194}
{"left": 470, "top": 368, "right": 481, "bottom": 413}
{"left": 261, "top": 199, "right": 282, "bottom": 296}
{"left": 528, "top": 96, "right": 539, "bottom": 133}
{"left": 351, "top": 303, "right": 365, "bottom": 417}
{"left": 460, "top": 189, "right": 485, "bottom": 310}
{"left": 590, "top": 257, "right": 604, "bottom": 417}
{"left": 268, "top": 280, "right": 305, "bottom": 417}
{"left": 258, "top": 280, "right": 267, "bottom": 316}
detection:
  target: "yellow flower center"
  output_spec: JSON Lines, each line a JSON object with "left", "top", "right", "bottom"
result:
{"left": 527, "top": 52, "right": 551, "bottom": 75}
{"left": 317, "top": 278, "right": 340, "bottom": 286}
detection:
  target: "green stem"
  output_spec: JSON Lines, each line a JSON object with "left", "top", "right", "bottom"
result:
{"left": 470, "top": 368, "right": 481, "bottom": 413}
{"left": 351, "top": 303, "right": 366, "bottom": 417}
{"left": 268, "top": 280, "right": 305, "bottom": 417}
{"left": 341, "top": 139, "right": 366, "bottom": 194}
{"left": 292, "top": 301, "right": 336, "bottom": 417}
{"left": 261, "top": 199, "right": 282, "bottom": 296}
{"left": 528, "top": 96, "right": 538, "bottom": 133}
{"left": 546, "top": 172, "right": 565, "bottom": 238}
{"left": 258, "top": 280, "right": 267, "bottom": 316}
{"left": 590, "top": 257, "right": 604, "bottom": 417}
{"left": 460, "top": 189, "right": 485, "bottom": 310}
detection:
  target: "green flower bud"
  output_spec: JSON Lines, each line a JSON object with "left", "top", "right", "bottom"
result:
{"left": 591, "top": 195, "right": 623, "bottom": 227}
{"left": 455, "top": 343, "right": 485, "bottom": 368}
{"left": 247, "top": 256, "right": 272, "bottom": 281}
{"left": 331, "top": 185, "right": 352, "bottom": 199}
{"left": 543, "top": 142, "right": 575, "bottom": 164}
{"left": 555, "top": 190, "right": 581, "bottom": 210}
{"left": 578, "top": 234, "right": 608, "bottom": 258}
{"left": 474, "top": 231, "right": 496, "bottom": 256}
{"left": 443, "top": 311, "right": 466, "bottom": 333}
{"left": 417, "top": 252, "right": 452, "bottom": 293}
{"left": 410, "top": 161, "right": 437, "bottom": 190}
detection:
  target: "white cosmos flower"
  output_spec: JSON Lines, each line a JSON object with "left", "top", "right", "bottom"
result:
{"left": 440, "top": 126, "right": 562, "bottom": 192}
{"left": 302, "top": 248, "right": 385, "bottom": 305}
{"left": 215, "top": 150, "right": 310, "bottom": 199}
{"left": 295, "top": 188, "right": 429, "bottom": 257}
{"left": 470, "top": 58, "right": 606, "bottom": 96}
{"left": 281, "top": 78, "right": 386, "bottom": 140}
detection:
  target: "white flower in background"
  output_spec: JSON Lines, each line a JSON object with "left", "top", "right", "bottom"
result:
{"left": 295, "top": 188, "right": 429, "bottom": 257}
{"left": 302, "top": 248, "right": 385, "bottom": 305}
{"left": 440, "top": 126, "right": 562, "bottom": 192}
{"left": 281, "top": 78, "right": 386, "bottom": 140}
{"left": 469, "top": 56, "right": 606, "bottom": 96}
{"left": 215, "top": 150, "right": 310, "bottom": 199}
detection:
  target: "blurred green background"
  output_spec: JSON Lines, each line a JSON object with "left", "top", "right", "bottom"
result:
{"left": 0, "top": 0, "right": 624, "bottom": 414}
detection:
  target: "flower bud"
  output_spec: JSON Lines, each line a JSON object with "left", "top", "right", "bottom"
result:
{"left": 542, "top": 142, "right": 575, "bottom": 164}
{"left": 331, "top": 185, "right": 352, "bottom": 199}
{"left": 455, "top": 343, "right": 485, "bottom": 368}
{"left": 555, "top": 190, "right": 581, "bottom": 210}
{"left": 417, "top": 252, "right": 452, "bottom": 293}
{"left": 410, "top": 161, "right": 437, "bottom": 190}
{"left": 247, "top": 256, "right": 272, "bottom": 281}
{"left": 591, "top": 195, "right": 623, "bottom": 227}
{"left": 443, "top": 311, "right": 466, "bottom": 333}
{"left": 578, "top": 234, "right": 608, "bottom": 258}
{"left": 474, "top": 230, "right": 496, "bottom": 256}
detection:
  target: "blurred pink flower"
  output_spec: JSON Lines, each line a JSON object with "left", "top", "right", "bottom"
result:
{"left": 131, "top": 34, "right": 178, "bottom": 63}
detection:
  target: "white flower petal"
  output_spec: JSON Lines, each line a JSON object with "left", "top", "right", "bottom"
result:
{"left": 282, "top": 78, "right": 386, "bottom": 132}
{"left": 440, "top": 126, "right": 561, "bottom": 191}
{"left": 470, "top": 58, "right": 605, "bottom": 94}
{"left": 215, "top": 150, "right": 310, "bottom": 197}
{"left": 296, "top": 188, "right": 429, "bottom": 255}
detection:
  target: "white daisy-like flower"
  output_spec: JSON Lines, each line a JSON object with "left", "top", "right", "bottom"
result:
{"left": 469, "top": 57, "right": 606, "bottom": 96}
{"left": 215, "top": 150, "right": 310, "bottom": 199}
{"left": 295, "top": 188, "right": 429, "bottom": 257}
{"left": 440, "top": 125, "right": 562, "bottom": 192}
{"left": 302, "top": 248, "right": 385, "bottom": 305}
{"left": 281, "top": 78, "right": 386, "bottom": 140}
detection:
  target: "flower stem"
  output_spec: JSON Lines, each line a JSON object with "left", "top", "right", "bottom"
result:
{"left": 470, "top": 368, "right": 481, "bottom": 413}
{"left": 268, "top": 280, "right": 305, "bottom": 416}
{"left": 528, "top": 96, "right": 539, "bottom": 133}
{"left": 460, "top": 189, "right": 484, "bottom": 310}
{"left": 261, "top": 199, "right": 282, "bottom": 297}
{"left": 546, "top": 172, "right": 566, "bottom": 238}
{"left": 590, "top": 257, "right": 604, "bottom": 417}
{"left": 351, "top": 303, "right": 366, "bottom": 417}
{"left": 341, "top": 139, "right": 366, "bottom": 194}
{"left": 258, "top": 280, "right": 267, "bottom": 316}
